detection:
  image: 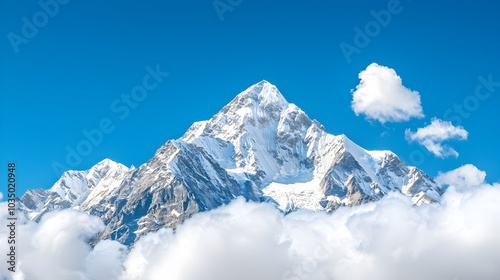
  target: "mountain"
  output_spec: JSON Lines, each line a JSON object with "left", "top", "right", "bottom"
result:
{"left": 20, "top": 159, "right": 130, "bottom": 221}
{"left": 20, "top": 80, "right": 442, "bottom": 245}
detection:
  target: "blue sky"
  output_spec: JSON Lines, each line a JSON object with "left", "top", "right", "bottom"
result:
{"left": 0, "top": 0, "right": 499, "bottom": 197}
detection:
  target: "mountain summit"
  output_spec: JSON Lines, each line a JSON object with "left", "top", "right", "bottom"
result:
{"left": 20, "top": 81, "right": 442, "bottom": 245}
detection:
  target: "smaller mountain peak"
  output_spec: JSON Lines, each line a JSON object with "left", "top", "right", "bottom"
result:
{"left": 95, "top": 158, "right": 119, "bottom": 167}
{"left": 91, "top": 158, "right": 129, "bottom": 174}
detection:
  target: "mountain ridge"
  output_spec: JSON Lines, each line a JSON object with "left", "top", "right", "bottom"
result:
{"left": 20, "top": 80, "right": 443, "bottom": 245}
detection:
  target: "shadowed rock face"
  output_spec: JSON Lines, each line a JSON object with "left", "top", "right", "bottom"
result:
{"left": 20, "top": 80, "right": 442, "bottom": 245}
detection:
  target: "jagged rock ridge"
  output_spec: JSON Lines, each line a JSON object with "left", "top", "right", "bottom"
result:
{"left": 20, "top": 80, "right": 442, "bottom": 245}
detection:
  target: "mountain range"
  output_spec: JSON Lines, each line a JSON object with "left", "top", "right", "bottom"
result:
{"left": 20, "top": 81, "right": 442, "bottom": 245}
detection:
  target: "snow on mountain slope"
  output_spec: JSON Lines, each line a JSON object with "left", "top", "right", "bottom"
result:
{"left": 20, "top": 159, "right": 130, "bottom": 221}
{"left": 20, "top": 80, "right": 443, "bottom": 245}
{"left": 262, "top": 177, "right": 325, "bottom": 212}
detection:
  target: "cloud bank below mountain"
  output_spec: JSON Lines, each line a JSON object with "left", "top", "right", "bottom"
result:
{"left": 1, "top": 165, "right": 499, "bottom": 280}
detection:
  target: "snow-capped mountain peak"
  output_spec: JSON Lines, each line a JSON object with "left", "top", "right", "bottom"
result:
{"left": 20, "top": 158, "right": 130, "bottom": 221}
{"left": 20, "top": 80, "right": 442, "bottom": 245}
{"left": 239, "top": 80, "right": 287, "bottom": 105}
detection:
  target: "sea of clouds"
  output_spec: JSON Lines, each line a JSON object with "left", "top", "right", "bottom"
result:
{"left": 1, "top": 164, "right": 499, "bottom": 280}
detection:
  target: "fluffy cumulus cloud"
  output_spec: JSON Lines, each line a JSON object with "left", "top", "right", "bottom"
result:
{"left": 0, "top": 209, "right": 126, "bottom": 280}
{"left": 351, "top": 63, "right": 424, "bottom": 123}
{"left": 2, "top": 165, "right": 500, "bottom": 280}
{"left": 435, "top": 164, "right": 487, "bottom": 189}
{"left": 405, "top": 118, "right": 468, "bottom": 158}
{"left": 121, "top": 202, "right": 292, "bottom": 280}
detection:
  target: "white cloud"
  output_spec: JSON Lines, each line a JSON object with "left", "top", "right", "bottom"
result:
{"left": 405, "top": 118, "right": 468, "bottom": 158}
{"left": 0, "top": 209, "right": 125, "bottom": 280}
{"left": 0, "top": 192, "right": 3, "bottom": 200}
{"left": 121, "top": 200, "right": 292, "bottom": 280}
{"left": 86, "top": 240, "right": 128, "bottom": 280}
{"left": 2, "top": 166, "right": 500, "bottom": 280}
{"left": 435, "top": 164, "right": 487, "bottom": 189}
{"left": 121, "top": 182, "right": 500, "bottom": 280}
{"left": 351, "top": 63, "right": 424, "bottom": 123}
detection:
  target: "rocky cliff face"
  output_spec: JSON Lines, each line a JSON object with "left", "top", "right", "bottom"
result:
{"left": 20, "top": 80, "right": 442, "bottom": 245}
